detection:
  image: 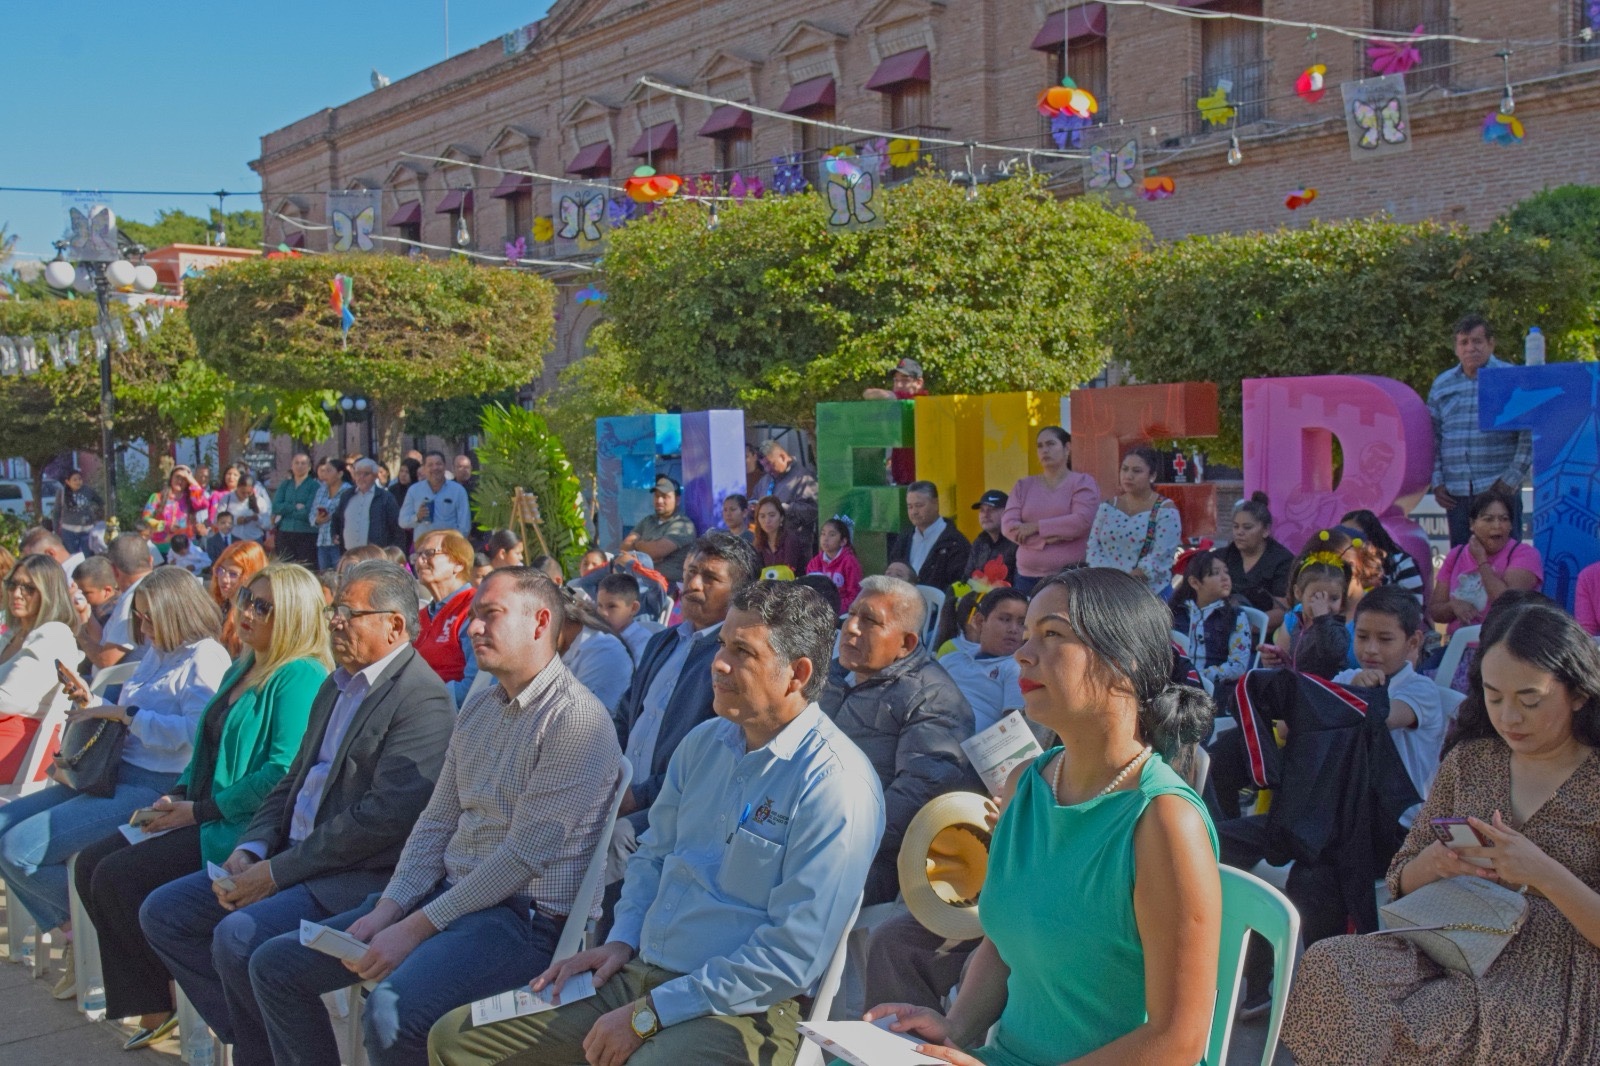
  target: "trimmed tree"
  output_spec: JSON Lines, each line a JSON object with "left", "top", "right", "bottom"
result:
{"left": 185, "top": 254, "right": 557, "bottom": 466}
{"left": 1103, "top": 218, "right": 1597, "bottom": 461}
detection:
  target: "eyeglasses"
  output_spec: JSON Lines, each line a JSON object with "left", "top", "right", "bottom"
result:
{"left": 214, "top": 566, "right": 244, "bottom": 581}
{"left": 413, "top": 548, "right": 445, "bottom": 564}
{"left": 235, "top": 588, "right": 276, "bottom": 620}
{"left": 4, "top": 578, "right": 39, "bottom": 595}
{"left": 324, "top": 604, "right": 396, "bottom": 626}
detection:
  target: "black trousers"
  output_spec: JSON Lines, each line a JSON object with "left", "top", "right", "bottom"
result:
{"left": 274, "top": 530, "right": 318, "bottom": 567}
{"left": 75, "top": 823, "right": 202, "bottom": 1020}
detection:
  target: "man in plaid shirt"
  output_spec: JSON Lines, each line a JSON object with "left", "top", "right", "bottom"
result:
{"left": 1427, "top": 314, "right": 1532, "bottom": 546}
{"left": 249, "top": 567, "right": 623, "bottom": 1066}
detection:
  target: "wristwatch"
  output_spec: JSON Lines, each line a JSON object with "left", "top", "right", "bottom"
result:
{"left": 629, "top": 995, "right": 660, "bottom": 1041}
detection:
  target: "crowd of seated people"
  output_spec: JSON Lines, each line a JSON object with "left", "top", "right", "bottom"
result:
{"left": 10, "top": 405, "right": 1596, "bottom": 1066}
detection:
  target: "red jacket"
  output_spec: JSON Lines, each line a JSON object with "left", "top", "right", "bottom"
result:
{"left": 416, "top": 585, "right": 475, "bottom": 683}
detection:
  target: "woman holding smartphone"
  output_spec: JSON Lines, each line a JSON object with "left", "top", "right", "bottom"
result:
{"left": 1284, "top": 599, "right": 1600, "bottom": 1064}
{"left": 0, "top": 567, "right": 231, "bottom": 999}
{"left": 70, "top": 563, "right": 329, "bottom": 1049}
{"left": 0, "top": 556, "right": 81, "bottom": 782}
{"left": 867, "top": 568, "right": 1220, "bottom": 1065}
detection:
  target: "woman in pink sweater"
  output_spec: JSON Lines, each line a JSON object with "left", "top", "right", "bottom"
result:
{"left": 1000, "top": 426, "right": 1102, "bottom": 593}
{"left": 1574, "top": 561, "right": 1600, "bottom": 637}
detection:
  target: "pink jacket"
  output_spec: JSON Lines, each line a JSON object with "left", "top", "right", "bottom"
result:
{"left": 806, "top": 546, "right": 864, "bottom": 612}
{"left": 1576, "top": 562, "right": 1600, "bottom": 636}
{"left": 1000, "top": 472, "right": 1102, "bottom": 578}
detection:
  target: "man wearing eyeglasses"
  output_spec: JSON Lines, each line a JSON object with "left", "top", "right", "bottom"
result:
{"left": 142, "top": 561, "right": 455, "bottom": 1066}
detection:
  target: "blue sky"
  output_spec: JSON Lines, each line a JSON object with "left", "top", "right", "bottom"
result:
{"left": 2, "top": 1, "right": 554, "bottom": 262}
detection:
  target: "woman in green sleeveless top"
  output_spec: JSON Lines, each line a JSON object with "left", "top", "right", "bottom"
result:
{"left": 869, "top": 568, "right": 1222, "bottom": 1065}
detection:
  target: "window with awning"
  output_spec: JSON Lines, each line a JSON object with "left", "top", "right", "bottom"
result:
{"left": 566, "top": 142, "right": 613, "bottom": 176}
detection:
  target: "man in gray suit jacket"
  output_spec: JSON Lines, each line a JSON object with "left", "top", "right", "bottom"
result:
{"left": 142, "top": 561, "right": 454, "bottom": 1062}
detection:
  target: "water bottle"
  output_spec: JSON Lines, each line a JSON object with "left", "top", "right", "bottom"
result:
{"left": 1525, "top": 326, "right": 1545, "bottom": 366}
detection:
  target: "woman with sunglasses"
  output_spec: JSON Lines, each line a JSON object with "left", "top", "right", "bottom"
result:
{"left": 71, "top": 563, "right": 331, "bottom": 1048}
{"left": 208, "top": 539, "right": 269, "bottom": 657}
{"left": 0, "top": 567, "right": 231, "bottom": 1000}
{"left": 412, "top": 529, "right": 479, "bottom": 707}
{"left": 0, "top": 556, "right": 81, "bottom": 783}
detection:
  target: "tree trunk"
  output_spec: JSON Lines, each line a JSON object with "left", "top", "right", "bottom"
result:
{"left": 28, "top": 457, "right": 48, "bottom": 527}
{"left": 373, "top": 397, "right": 407, "bottom": 471}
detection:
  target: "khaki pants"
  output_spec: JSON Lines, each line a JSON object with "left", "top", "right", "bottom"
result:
{"left": 427, "top": 960, "right": 802, "bottom": 1066}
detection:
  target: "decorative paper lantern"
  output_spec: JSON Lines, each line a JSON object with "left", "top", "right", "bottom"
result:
{"left": 1368, "top": 25, "right": 1424, "bottom": 76}
{"left": 623, "top": 165, "right": 684, "bottom": 204}
{"left": 1139, "top": 176, "right": 1176, "bottom": 201}
{"left": 1285, "top": 187, "right": 1318, "bottom": 209}
{"left": 1481, "top": 111, "right": 1525, "bottom": 144}
{"left": 1036, "top": 77, "right": 1098, "bottom": 121}
{"left": 1296, "top": 64, "right": 1328, "bottom": 103}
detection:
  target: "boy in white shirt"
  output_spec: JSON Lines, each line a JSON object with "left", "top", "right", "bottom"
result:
{"left": 939, "top": 587, "right": 1028, "bottom": 733}
{"left": 1335, "top": 584, "right": 1445, "bottom": 826}
{"left": 595, "top": 571, "right": 662, "bottom": 661}
{"left": 164, "top": 533, "right": 212, "bottom": 577}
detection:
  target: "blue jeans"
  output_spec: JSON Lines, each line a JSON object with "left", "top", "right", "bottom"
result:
{"left": 0, "top": 762, "right": 177, "bottom": 931}
{"left": 143, "top": 870, "right": 334, "bottom": 1065}
{"left": 248, "top": 886, "right": 561, "bottom": 1066}
{"left": 317, "top": 544, "right": 342, "bottom": 570}
{"left": 60, "top": 528, "right": 91, "bottom": 555}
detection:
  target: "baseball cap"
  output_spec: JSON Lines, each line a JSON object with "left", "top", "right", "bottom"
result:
{"left": 971, "top": 489, "right": 1009, "bottom": 510}
{"left": 652, "top": 476, "right": 680, "bottom": 496}
{"left": 892, "top": 358, "right": 923, "bottom": 378}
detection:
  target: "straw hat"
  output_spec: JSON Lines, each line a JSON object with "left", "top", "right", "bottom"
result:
{"left": 897, "top": 792, "right": 993, "bottom": 941}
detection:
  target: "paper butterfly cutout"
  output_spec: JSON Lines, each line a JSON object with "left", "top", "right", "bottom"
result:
{"left": 1285, "top": 187, "right": 1318, "bottom": 209}
{"left": 532, "top": 217, "right": 554, "bottom": 243}
{"left": 1352, "top": 98, "right": 1407, "bottom": 149}
{"left": 1367, "top": 25, "right": 1424, "bottom": 76}
{"left": 574, "top": 285, "right": 607, "bottom": 305}
{"left": 1482, "top": 111, "right": 1525, "bottom": 145}
{"left": 772, "top": 156, "right": 807, "bottom": 196}
{"left": 823, "top": 153, "right": 865, "bottom": 187}
{"left": 505, "top": 236, "right": 526, "bottom": 264}
{"left": 331, "top": 206, "right": 376, "bottom": 252}
{"left": 607, "top": 197, "right": 636, "bottom": 228}
{"left": 1140, "top": 175, "right": 1176, "bottom": 201}
{"left": 1088, "top": 139, "right": 1139, "bottom": 191}
{"left": 825, "top": 170, "right": 878, "bottom": 229}
{"left": 1296, "top": 65, "right": 1327, "bottom": 104}
{"left": 67, "top": 206, "right": 119, "bottom": 263}
{"left": 1197, "top": 85, "right": 1236, "bottom": 127}
{"left": 1052, "top": 113, "right": 1091, "bottom": 149}
{"left": 556, "top": 191, "right": 605, "bottom": 242}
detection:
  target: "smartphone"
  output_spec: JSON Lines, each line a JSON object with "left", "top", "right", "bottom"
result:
{"left": 54, "top": 660, "right": 87, "bottom": 705}
{"left": 1430, "top": 816, "right": 1494, "bottom": 868}
{"left": 129, "top": 807, "right": 162, "bottom": 828}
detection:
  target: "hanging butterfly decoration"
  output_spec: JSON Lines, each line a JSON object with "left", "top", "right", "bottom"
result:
{"left": 532, "top": 216, "right": 555, "bottom": 243}
{"left": 607, "top": 196, "right": 636, "bottom": 228}
{"left": 504, "top": 236, "right": 527, "bottom": 264}
{"left": 574, "top": 285, "right": 607, "bottom": 305}
{"left": 1139, "top": 175, "right": 1176, "bottom": 201}
{"left": 1482, "top": 111, "right": 1526, "bottom": 145}
{"left": 823, "top": 167, "right": 880, "bottom": 232}
{"left": 1197, "top": 81, "right": 1236, "bottom": 127}
{"left": 555, "top": 188, "right": 606, "bottom": 244}
{"left": 772, "top": 155, "right": 807, "bottom": 195}
{"left": 623, "top": 164, "right": 684, "bottom": 204}
{"left": 331, "top": 205, "right": 376, "bottom": 252}
{"left": 66, "top": 205, "right": 119, "bottom": 263}
{"left": 329, "top": 274, "right": 355, "bottom": 346}
{"left": 1087, "top": 139, "right": 1139, "bottom": 191}
{"left": 1367, "top": 25, "right": 1424, "bottom": 76}
{"left": 1351, "top": 97, "right": 1407, "bottom": 149}
{"left": 1285, "top": 187, "right": 1318, "bottom": 209}
{"left": 1296, "top": 64, "right": 1328, "bottom": 103}
{"left": 822, "top": 150, "right": 865, "bottom": 187}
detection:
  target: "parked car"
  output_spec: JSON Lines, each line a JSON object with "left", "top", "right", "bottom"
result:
{"left": 0, "top": 478, "right": 61, "bottom": 521}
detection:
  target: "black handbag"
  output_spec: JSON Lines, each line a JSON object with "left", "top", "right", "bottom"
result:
{"left": 52, "top": 713, "right": 127, "bottom": 797}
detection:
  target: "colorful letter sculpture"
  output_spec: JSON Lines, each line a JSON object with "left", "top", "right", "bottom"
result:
{"left": 1241, "top": 376, "right": 1433, "bottom": 580}
{"left": 816, "top": 399, "right": 915, "bottom": 575}
{"left": 595, "top": 414, "right": 682, "bottom": 549}
{"left": 1478, "top": 363, "right": 1598, "bottom": 610}
{"left": 914, "top": 392, "right": 1063, "bottom": 541}
{"left": 680, "top": 410, "right": 747, "bottom": 537}
{"left": 1070, "top": 383, "right": 1220, "bottom": 538}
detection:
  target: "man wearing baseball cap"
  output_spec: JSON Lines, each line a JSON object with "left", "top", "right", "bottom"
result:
{"left": 862, "top": 357, "right": 929, "bottom": 402}
{"left": 965, "top": 489, "right": 1018, "bottom": 585}
{"left": 620, "top": 477, "right": 698, "bottom": 585}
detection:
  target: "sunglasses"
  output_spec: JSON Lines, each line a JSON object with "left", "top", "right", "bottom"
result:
{"left": 235, "top": 588, "right": 276, "bottom": 620}
{"left": 4, "top": 578, "right": 39, "bottom": 594}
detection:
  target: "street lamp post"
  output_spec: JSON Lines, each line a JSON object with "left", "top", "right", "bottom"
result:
{"left": 44, "top": 211, "right": 155, "bottom": 517}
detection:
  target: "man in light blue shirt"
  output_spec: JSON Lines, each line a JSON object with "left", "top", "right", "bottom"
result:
{"left": 428, "top": 581, "right": 885, "bottom": 1065}
{"left": 399, "top": 451, "right": 473, "bottom": 540}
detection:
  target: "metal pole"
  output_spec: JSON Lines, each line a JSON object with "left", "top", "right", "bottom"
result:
{"left": 89, "top": 263, "right": 117, "bottom": 517}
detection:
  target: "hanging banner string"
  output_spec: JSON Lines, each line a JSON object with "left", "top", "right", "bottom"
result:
{"left": 269, "top": 211, "right": 596, "bottom": 271}
{"left": 1089, "top": 0, "right": 1584, "bottom": 47}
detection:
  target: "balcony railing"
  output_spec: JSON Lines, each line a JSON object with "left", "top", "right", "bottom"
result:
{"left": 1184, "top": 60, "right": 1271, "bottom": 137}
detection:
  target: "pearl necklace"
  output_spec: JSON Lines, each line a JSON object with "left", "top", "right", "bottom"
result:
{"left": 1052, "top": 745, "right": 1153, "bottom": 803}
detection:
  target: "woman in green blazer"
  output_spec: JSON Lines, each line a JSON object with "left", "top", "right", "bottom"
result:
{"left": 72, "top": 563, "right": 331, "bottom": 1047}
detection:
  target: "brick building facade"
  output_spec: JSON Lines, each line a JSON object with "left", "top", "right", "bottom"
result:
{"left": 253, "top": 0, "right": 1600, "bottom": 394}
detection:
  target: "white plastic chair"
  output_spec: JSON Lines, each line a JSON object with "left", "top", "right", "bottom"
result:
{"left": 1237, "top": 606, "right": 1269, "bottom": 670}
{"left": 342, "top": 758, "right": 633, "bottom": 1066}
{"left": 65, "top": 853, "right": 106, "bottom": 1016}
{"left": 1434, "top": 624, "right": 1481, "bottom": 694}
{"left": 1209, "top": 866, "right": 1301, "bottom": 1066}
{"left": 794, "top": 894, "right": 864, "bottom": 1066}
{"left": 89, "top": 660, "right": 139, "bottom": 700}
{"left": 914, "top": 586, "right": 945, "bottom": 653}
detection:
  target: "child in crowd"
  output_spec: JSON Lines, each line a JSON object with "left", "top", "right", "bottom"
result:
{"left": 72, "top": 555, "right": 120, "bottom": 627}
{"left": 578, "top": 548, "right": 610, "bottom": 575}
{"left": 471, "top": 552, "right": 493, "bottom": 586}
{"left": 1169, "top": 549, "right": 1253, "bottom": 689}
{"left": 528, "top": 554, "right": 565, "bottom": 586}
{"left": 164, "top": 533, "right": 211, "bottom": 576}
{"left": 721, "top": 493, "right": 754, "bottom": 542}
{"left": 1334, "top": 585, "right": 1445, "bottom": 824}
{"left": 940, "top": 588, "right": 1028, "bottom": 732}
{"left": 805, "top": 516, "right": 863, "bottom": 612}
{"left": 1269, "top": 552, "right": 1356, "bottom": 670}
{"left": 595, "top": 571, "right": 663, "bottom": 661}
{"left": 935, "top": 588, "right": 983, "bottom": 658}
